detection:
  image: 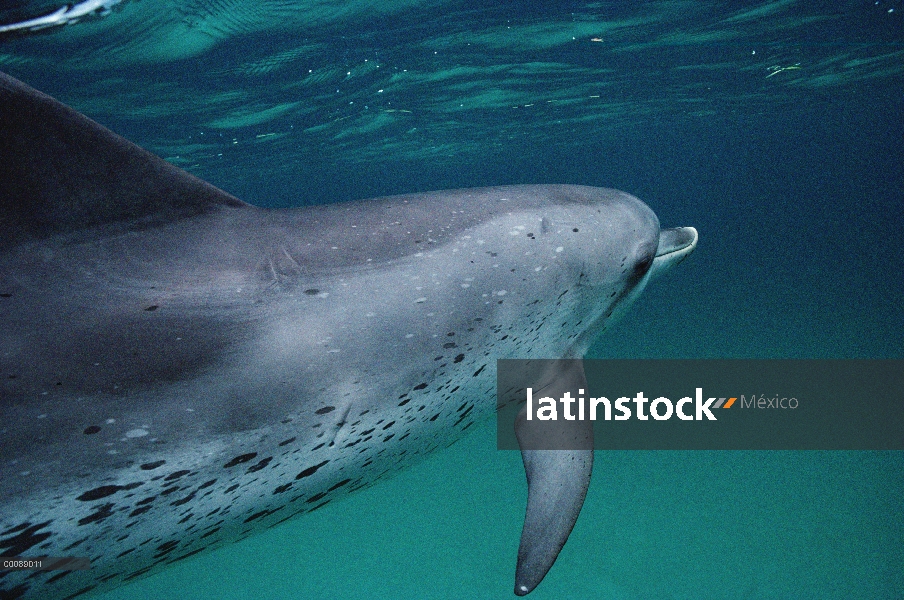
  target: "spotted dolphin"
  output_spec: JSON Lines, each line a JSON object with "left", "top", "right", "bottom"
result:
{"left": 0, "top": 70, "right": 697, "bottom": 599}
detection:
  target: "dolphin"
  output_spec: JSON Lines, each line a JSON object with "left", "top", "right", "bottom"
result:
{"left": 0, "top": 70, "right": 697, "bottom": 599}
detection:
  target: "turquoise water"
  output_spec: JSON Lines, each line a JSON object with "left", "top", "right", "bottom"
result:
{"left": 1, "top": 0, "right": 902, "bottom": 598}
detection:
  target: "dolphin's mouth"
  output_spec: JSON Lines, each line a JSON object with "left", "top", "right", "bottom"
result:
{"left": 651, "top": 226, "right": 698, "bottom": 277}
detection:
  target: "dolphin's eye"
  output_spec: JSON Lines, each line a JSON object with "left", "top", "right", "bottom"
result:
{"left": 633, "top": 255, "right": 653, "bottom": 278}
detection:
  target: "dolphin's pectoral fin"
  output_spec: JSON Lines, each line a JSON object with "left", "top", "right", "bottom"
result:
{"left": 513, "top": 360, "right": 594, "bottom": 596}
{"left": 514, "top": 446, "right": 593, "bottom": 596}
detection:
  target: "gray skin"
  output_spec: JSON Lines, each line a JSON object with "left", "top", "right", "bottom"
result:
{"left": 0, "top": 71, "right": 697, "bottom": 599}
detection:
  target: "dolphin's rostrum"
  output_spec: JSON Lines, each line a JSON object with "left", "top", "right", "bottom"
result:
{"left": 0, "top": 71, "right": 696, "bottom": 598}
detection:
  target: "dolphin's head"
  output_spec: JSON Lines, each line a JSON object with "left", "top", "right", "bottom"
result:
{"left": 489, "top": 186, "right": 696, "bottom": 356}
{"left": 546, "top": 186, "right": 697, "bottom": 287}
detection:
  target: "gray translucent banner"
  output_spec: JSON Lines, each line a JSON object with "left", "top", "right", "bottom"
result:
{"left": 497, "top": 359, "right": 904, "bottom": 450}
{"left": 0, "top": 556, "right": 91, "bottom": 570}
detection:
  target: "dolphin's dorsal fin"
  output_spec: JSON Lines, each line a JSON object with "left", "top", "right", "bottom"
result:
{"left": 0, "top": 71, "right": 249, "bottom": 250}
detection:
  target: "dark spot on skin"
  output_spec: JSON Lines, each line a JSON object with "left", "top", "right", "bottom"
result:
{"left": 473, "top": 364, "right": 486, "bottom": 377}
{"left": 383, "top": 421, "right": 395, "bottom": 429}
{"left": 136, "top": 496, "right": 156, "bottom": 506}
{"left": 447, "top": 332, "right": 455, "bottom": 336}
{"left": 159, "top": 486, "right": 180, "bottom": 496}
{"left": 83, "top": 425, "right": 101, "bottom": 435}
{"left": 296, "top": 460, "right": 329, "bottom": 479}
{"left": 224, "top": 453, "right": 257, "bottom": 468}
{"left": 384, "top": 434, "right": 394, "bottom": 442}
{"left": 164, "top": 470, "right": 191, "bottom": 481}
{"left": 154, "top": 540, "right": 179, "bottom": 558}
{"left": 140, "top": 460, "right": 166, "bottom": 470}
{"left": 0, "top": 293, "right": 11, "bottom": 298}
{"left": 170, "top": 547, "right": 205, "bottom": 563}
{"left": 453, "top": 354, "right": 465, "bottom": 363}
{"left": 178, "top": 514, "right": 193, "bottom": 524}
{"left": 78, "top": 503, "right": 115, "bottom": 526}
{"left": 273, "top": 483, "right": 293, "bottom": 494}
{"left": 201, "top": 527, "right": 221, "bottom": 539}
{"left": 225, "top": 484, "right": 240, "bottom": 493}
{"left": 197, "top": 479, "right": 217, "bottom": 490}
{"left": 124, "top": 566, "right": 153, "bottom": 581}
{"left": 144, "top": 305, "right": 158, "bottom": 311}
{"left": 0, "top": 521, "right": 53, "bottom": 555}
{"left": 8, "top": 374, "right": 17, "bottom": 379}
{"left": 244, "top": 510, "right": 271, "bottom": 523}
{"left": 413, "top": 383, "right": 428, "bottom": 390}
{"left": 442, "top": 342, "right": 457, "bottom": 349}
{"left": 572, "top": 228, "right": 579, "bottom": 232}
{"left": 329, "top": 479, "right": 351, "bottom": 491}
{"left": 398, "top": 398, "right": 410, "bottom": 406}
{"left": 246, "top": 457, "right": 272, "bottom": 473}
{"left": 429, "top": 413, "right": 440, "bottom": 422}
{"left": 46, "top": 571, "right": 72, "bottom": 584}
{"left": 453, "top": 408, "right": 473, "bottom": 427}
{"left": 63, "top": 536, "right": 90, "bottom": 551}
{"left": 64, "top": 583, "right": 97, "bottom": 598}
{"left": 76, "top": 483, "right": 142, "bottom": 501}
{"left": 171, "top": 492, "right": 196, "bottom": 506}
{"left": 315, "top": 406, "right": 335, "bottom": 415}
{"left": 129, "top": 506, "right": 152, "bottom": 517}
{"left": 278, "top": 437, "right": 296, "bottom": 446}
{"left": 117, "top": 548, "right": 135, "bottom": 558}
{"left": 306, "top": 492, "right": 327, "bottom": 503}
{"left": 303, "top": 289, "right": 320, "bottom": 295}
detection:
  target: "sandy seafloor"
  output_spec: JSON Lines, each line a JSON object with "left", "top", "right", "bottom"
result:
{"left": 1, "top": 0, "right": 902, "bottom": 598}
